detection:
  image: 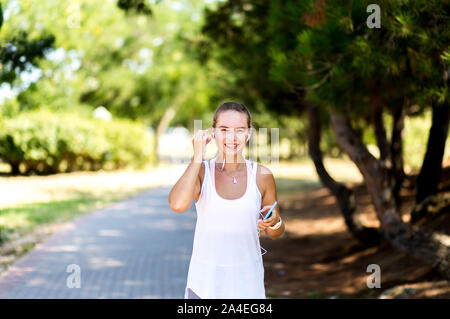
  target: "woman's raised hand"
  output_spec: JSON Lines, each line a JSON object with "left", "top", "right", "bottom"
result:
{"left": 192, "top": 129, "right": 212, "bottom": 162}
{"left": 257, "top": 205, "right": 280, "bottom": 232}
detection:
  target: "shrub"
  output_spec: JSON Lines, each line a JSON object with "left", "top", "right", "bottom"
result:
{"left": 0, "top": 109, "right": 153, "bottom": 174}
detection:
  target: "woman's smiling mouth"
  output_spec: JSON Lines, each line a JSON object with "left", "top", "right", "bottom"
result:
{"left": 224, "top": 143, "right": 238, "bottom": 149}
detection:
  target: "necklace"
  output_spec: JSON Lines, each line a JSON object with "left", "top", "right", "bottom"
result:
{"left": 215, "top": 158, "right": 246, "bottom": 184}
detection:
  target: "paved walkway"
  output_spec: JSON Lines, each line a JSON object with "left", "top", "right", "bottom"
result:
{"left": 0, "top": 186, "right": 196, "bottom": 298}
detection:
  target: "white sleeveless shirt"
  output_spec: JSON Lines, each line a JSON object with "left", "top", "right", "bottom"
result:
{"left": 184, "top": 157, "right": 265, "bottom": 299}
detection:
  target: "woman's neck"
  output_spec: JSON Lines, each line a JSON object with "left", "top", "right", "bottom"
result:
{"left": 215, "top": 153, "right": 246, "bottom": 172}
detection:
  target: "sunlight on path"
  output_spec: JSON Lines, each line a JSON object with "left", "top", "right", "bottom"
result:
{"left": 0, "top": 163, "right": 187, "bottom": 208}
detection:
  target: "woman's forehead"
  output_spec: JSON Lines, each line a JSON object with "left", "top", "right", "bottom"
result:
{"left": 216, "top": 110, "right": 248, "bottom": 128}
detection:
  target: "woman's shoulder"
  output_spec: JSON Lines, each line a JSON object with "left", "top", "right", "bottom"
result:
{"left": 255, "top": 162, "right": 275, "bottom": 196}
{"left": 254, "top": 162, "right": 273, "bottom": 177}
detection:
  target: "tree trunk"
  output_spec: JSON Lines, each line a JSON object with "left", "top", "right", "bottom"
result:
{"left": 154, "top": 97, "right": 183, "bottom": 164}
{"left": 371, "top": 95, "right": 406, "bottom": 211}
{"left": 412, "top": 101, "right": 450, "bottom": 222}
{"left": 308, "top": 103, "right": 381, "bottom": 247}
{"left": 390, "top": 104, "right": 406, "bottom": 210}
{"left": 10, "top": 162, "right": 20, "bottom": 175}
{"left": 371, "top": 94, "right": 390, "bottom": 162}
{"left": 330, "top": 108, "right": 450, "bottom": 279}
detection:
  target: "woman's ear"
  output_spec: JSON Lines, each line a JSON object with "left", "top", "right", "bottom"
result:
{"left": 246, "top": 127, "right": 253, "bottom": 142}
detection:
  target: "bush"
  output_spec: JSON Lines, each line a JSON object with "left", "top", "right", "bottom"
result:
{"left": 99, "top": 118, "right": 153, "bottom": 169}
{"left": 0, "top": 109, "right": 154, "bottom": 174}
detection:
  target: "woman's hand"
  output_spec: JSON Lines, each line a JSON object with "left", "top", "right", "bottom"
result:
{"left": 192, "top": 129, "right": 212, "bottom": 162}
{"left": 257, "top": 204, "right": 280, "bottom": 232}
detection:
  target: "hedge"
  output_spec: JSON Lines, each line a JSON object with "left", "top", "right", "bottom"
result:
{"left": 0, "top": 109, "right": 154, "bottom": 174}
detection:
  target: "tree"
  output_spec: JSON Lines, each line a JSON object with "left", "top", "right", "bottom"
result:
{"left": 3, "top": 0, "right": 224, "bottom": 164}
{"left": 0, "top": 2, "right": 55, "bottom": 86}
{"left": 200, "top": 0, "right": 381, "bottom": 247}
{"left": 200, "top": 0, "right": 450, "bottom": 277}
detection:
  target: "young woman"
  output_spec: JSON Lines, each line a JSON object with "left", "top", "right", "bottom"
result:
{"left": 168, "top": 102, "right": 284, "bottom": 299}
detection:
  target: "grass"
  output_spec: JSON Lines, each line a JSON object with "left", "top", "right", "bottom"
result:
{"left": 275, "top": 178, "right": 321, "bottom": 197}
{"left": 0, "top": 187, "right": 150, "bottom": 245}
{"left": 272, "top": 157, "right": 362, "bottom": 198}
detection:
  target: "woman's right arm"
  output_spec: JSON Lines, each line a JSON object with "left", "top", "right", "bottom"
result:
{"left": 168, "top": 129, "right": 211, "bottom": 213}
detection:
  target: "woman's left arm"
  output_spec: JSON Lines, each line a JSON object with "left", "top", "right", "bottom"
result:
{"left": 257, "top": 165, "right": 285, "bottom": 240}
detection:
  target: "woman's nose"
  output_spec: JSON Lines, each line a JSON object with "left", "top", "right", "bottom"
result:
{"left": 225, "top": 132, "right": 236, "bottom": 140}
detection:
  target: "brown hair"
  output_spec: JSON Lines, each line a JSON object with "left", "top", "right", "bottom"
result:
{"left": 212, "top": 102, "right": 252, "bottom": 128}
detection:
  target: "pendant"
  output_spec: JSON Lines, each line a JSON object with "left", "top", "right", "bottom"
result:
{"left": 232, "top": 177, "right": 237, "bottom": 184}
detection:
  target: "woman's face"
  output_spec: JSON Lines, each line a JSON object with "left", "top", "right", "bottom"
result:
{"left": 212, "top": 110, "right": 250, "bottom": 157}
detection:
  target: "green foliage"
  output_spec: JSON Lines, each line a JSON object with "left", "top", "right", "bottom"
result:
{"left": 117, "top": 0, "right": 153, "bottom": 16}
{"left": 0, "top": 2, "right": 3, "bottom": 30}
{"left": 0, "top": 109, "right": 153, "bottom": 175}
{"left": 0, "top": 30, "right": 55, "bottom": 84}
{"left": 99, "top": 117, "right": 154, "bottom": 169}
{"left": 1, "top": 0, "right": 222, "bottom": 131}
{"left": 201, "top": 0, "right": 449, "bottom": 162}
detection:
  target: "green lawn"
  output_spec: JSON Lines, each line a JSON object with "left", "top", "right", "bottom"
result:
{"left": 0, "top": 187, "right": 150, "bottom": 245}
{"left": 275, "top": 177, "right": 322, "bottom": 198}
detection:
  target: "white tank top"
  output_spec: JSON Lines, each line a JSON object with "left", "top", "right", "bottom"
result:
{"left": 185, "top": 157, "right": 265, "bottom": 299}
